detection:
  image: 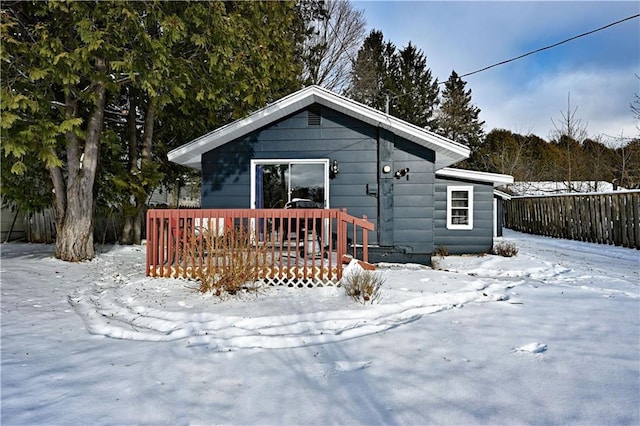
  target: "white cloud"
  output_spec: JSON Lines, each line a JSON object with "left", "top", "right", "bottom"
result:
{"left": 357, "top": 1, "right": 640, "bottom": 141}
{"left": 475, "top": 66, "right": 639, "bottom": 139}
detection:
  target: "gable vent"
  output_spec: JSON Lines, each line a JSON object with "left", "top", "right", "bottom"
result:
{"left": 308, "top": 105, "right": 321, "bottom": 126}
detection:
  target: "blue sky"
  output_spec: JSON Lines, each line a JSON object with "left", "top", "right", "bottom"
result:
{"left": 353, "top": 1, "right": 640, "bottom": 143}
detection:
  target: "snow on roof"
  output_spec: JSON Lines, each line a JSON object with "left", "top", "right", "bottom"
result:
{"left": 507, "top": 181, "right": 628, "bottom": 196}
{"left": 493, "top": 189, "right": 512, "bottom": 200}
{"left": 168, "top": 85, "right": 470, "bottom": 171}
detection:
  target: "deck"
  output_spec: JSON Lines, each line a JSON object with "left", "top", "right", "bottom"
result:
{"left": 146, "top": 208, "right": 375, "bottom": 286}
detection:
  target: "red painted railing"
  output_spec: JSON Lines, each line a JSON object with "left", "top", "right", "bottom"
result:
{"left": 145, "top": 208, "right": 374, "bottom": 285}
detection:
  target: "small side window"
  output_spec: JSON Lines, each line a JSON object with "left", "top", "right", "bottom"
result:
{"left": 447, "top": 186, "right": 473, "bottom": 230}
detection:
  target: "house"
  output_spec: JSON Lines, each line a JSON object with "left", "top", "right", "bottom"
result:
{"left": 168, "top": 85, "right": 513, "bottom": 264}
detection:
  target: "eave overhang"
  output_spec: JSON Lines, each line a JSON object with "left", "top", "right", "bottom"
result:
{"left": 436, "top": 167, "right": 514, "bottom": 187}
{"left": 168, "top": 85, "right": 470, "bottom": 171}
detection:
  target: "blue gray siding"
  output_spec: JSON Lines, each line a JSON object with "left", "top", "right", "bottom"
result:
{"left": 200, "top": 104, "right": 439, "bottom": 253}
{"left": 202, "top": 105, "right": 379, "bottom": 242}
{"left": 433, "top": 177, "right": 494, "bottom": 254}
{"left": 199, "top": 103, "right": 503, "bottom": 259}
{"left": 391, "top": 138, "right": 435, "bottom": 254}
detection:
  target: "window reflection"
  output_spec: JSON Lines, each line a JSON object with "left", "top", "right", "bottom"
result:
{"left": 257, "top": 162, "right": 326, "bottom": 208}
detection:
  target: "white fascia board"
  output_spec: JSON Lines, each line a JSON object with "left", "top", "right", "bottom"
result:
{"left": 493, "top": 189, "right": 512, "bottom": 200}
{"left": 167, "top": 89, "right": 317, "bottom": 170}
{"left": 437, "top": 167, "right": 514, "bottom": 186}
{"left": 312, "top": 87, "right": 469, "bottom": 168}
{"left": 168, "top": 85, "right": 470, "bottom": 170}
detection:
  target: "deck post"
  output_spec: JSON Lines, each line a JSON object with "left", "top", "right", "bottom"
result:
{"left": 362, "top": 215, "right": 369, "bottom": 262}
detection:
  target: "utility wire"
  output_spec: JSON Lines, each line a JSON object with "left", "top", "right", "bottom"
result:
{"left": 449, "top": 14, "right": 640, "bottom": 82}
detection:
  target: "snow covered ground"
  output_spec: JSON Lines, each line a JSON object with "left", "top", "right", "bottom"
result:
{"left": 1, "top": 230, "right": 638, "bottom": 425}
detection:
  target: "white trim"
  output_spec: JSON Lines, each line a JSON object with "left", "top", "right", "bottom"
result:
{"left": 493, "top": 189, "right": 512, "bottom": 200}
{"left": 437, "top": 167, "right": 514, "bottom": 186}
{"left": 447, "top": 186, "right": 474, "bottom": 230}
{"left": 493, "top": 197, "right": 497, "bottom": 237}
{"left": 168, "top": 85, "right": 470, "bottom": 170}
{"left": 250, "top": 159, "right": 330, "bottom": 209}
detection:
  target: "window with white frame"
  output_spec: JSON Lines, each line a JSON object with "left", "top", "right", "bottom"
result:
{"left": 447, "top": 186, "right": 473, "bottom": 230}
{"left": 250, "top": 159, "right": 329, "bottom": 209}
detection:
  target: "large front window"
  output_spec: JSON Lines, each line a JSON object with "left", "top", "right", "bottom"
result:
{"left": 251, "top": 159, "right": 329, "bottom": 209}
{"left": 447, "top": 186, "right": 473, "bottom": 230}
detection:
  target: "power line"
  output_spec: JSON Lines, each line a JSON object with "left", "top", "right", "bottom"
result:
{"left": 447, "top": 14, "right": 640, "bottom": 82}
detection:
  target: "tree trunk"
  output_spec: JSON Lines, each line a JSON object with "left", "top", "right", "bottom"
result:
{"left": 121, "top": 92, "right": 138, "bottom": 245}
{"left": 135, "top": 102, "right": 155, "bottom": 244}
{"left": 121, "top": 98, "right": 155, "bottom": 245}
{"left": 55, "top": 193, "right": 96, "bottom": 261}
{"left": 53, "top": 58, "right": 106, "bottom": 261}
{"left": 4, "top": 205, "right": 20, "bottom": 243}
{"left": 121, "top": 211, "right": 135, "bottom": 244}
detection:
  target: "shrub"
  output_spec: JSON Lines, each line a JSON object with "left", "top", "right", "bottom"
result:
{"left": 431, "top": 245, "right": 448, "bottom": 269}
{"left": 433, "top": 245, "right": 449, "bottom": 257}
{"left": 492, "top": 241, "right": 518, "bottom": 257}
{"left": 188, "top": 226, "right": 269, "bottom": 296}
{"left": 342, "top": 268, "right": 385, "bottom": 304}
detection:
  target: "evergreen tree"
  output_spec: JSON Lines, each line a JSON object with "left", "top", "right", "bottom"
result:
{"left": 346, "top": 31, "right": 439, "bottom": 130}
{"left": 438, "top": 71, "right": 485, "bottom": 154}
{"left": 1, "top": 1, "right": 303, "bottom": 259}
{"left": 345, "top": 30, "right": 395, "bottom": 111}
{"left": 391, "top": 42, "right": 439, "bottom": 130}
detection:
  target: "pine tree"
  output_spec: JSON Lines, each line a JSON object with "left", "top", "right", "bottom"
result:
{"left": 345, "top": 30, "right": 395, "bottom": 112}
{"left": 391, "top": 42, "right": 439, "bottom": 130}
{"left": 346, "top": 31, "right": 439, "bottom": 130}
{"left": 438, "top": 71, "right": 485, "bottom": 152}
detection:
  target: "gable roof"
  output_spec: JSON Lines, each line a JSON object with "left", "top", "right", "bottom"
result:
{"left": 168, "top": 85, "right": 470, "bottom": 170}
{"left": 436, "top": 167, "right": 514, "bottom": 187}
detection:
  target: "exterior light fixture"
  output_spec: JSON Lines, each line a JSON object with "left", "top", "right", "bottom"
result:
{"left": 330, "top": 160, "right": 340, "bottom": 178}
{"left": 394, "top": 168, "right": 410, "bottom": 179}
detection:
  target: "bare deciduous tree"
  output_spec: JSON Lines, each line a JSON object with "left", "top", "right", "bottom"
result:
{"left": 632, "top": 74, "right": 640, "bottom": 133}
{"left": 550, "top": 92, "right": 589, "bottom": 191}
{"left": 301, "top": 0, "right": 366, "bottom": 92}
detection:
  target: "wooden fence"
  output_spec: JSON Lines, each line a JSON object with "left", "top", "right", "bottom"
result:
{"left": 505, "top": 190, "right": 639, "bottom": 249}
{"left": 2, "top": 208, "right": 124, "bottom": 244}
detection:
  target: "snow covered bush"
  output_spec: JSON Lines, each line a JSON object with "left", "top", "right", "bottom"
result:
{"left": 492, "top": 241, "right": 518, "bottom": 257}
{"left": 190, "top": 226, "right": 268, "bottom": 296}
{"left": 341, "top": 260, "right": 384, "bottom": 304}
{"left": 433, "top": 246, "right": 449, "bottom": 257}
{"left": 431, "top": 245, "right": 449, "bottom": 269}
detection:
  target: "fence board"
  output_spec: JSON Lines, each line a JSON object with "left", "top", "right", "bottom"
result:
{"left": 634, "top": 192, "right": 640, "bottom": 246}
{"left": 505, "top": 191, "right": 639, "bottom": 249}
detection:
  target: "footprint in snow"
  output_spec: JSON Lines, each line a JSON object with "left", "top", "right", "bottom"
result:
{"left": 307, "top": 361, "right": 372, "bottom": 378}
{"left": 472, "top": 281, "right": 487, "bottom": 290}
{"left": 514, "top": 342, "right": 548, "bottom": 354}
{"left": 334, "top": 360, "right": 372, "bottom": 372}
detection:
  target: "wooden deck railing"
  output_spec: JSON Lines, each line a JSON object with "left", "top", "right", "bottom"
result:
{"left": 145, "top": 208, "right": 375, "bottom": 285}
